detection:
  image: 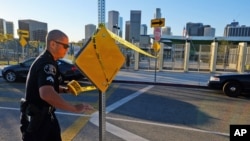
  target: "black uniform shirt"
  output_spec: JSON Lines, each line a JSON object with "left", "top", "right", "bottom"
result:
{"left": 25, "top": 50, "right": 60, "bottom": 109}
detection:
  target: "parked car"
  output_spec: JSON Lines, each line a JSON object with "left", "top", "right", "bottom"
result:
{"left": 2, "top": 57, "right": 84, "bottom": 83}
{"left": 207, "top": 73, "right": 250, "bottom": 97}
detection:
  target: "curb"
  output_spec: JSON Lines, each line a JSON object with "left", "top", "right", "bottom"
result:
{"left": 112, "top": 80, "right": 209, "bottom": 89}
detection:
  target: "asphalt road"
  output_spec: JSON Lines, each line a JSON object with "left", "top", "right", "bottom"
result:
{"left": 0, "top": 78, "right": 250, "bottom": 141}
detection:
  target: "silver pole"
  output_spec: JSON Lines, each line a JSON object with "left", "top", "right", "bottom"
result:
{"left": 99, "top": 90, "right": 106, "bottom": 141}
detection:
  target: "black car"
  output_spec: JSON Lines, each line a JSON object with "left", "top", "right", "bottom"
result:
{"left": 207, "top": 73, "right": 250, "bottom": 97}
{"left": 2, "top": 57, "right": 84, "bottom": 83}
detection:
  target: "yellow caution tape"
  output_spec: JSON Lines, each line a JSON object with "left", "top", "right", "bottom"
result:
{"left": 67, "top": 80, "right": 96, "bottom": 96}
{"left": 107, "top": 30, "right": 156, "bottom": 58}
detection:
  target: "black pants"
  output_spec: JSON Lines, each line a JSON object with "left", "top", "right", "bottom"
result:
{"left": 22, "top": 113, "right": 61, "bottom": 141}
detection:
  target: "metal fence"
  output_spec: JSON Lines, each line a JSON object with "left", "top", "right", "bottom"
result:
{"left": 1, "top": 40, "right": 250, "bottom": 73}
{"left": 129, "top": 43, "right": 250, "bottom": 72}
{"left": 0, "top": 40, "right": 41, "bottom": 65}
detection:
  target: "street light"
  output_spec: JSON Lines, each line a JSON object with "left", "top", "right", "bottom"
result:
{"left": 113, "top": 24, "right": 120, "bottom": 47}
{"left": 113, "top": 24, "right": 120, "bottom": 36}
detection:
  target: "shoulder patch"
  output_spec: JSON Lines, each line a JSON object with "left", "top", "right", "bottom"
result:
{"left": 46, "top": 76, "right": 54, "bottom": 83}
{"left": 44, "top": 64, "right": 56, "bottom": 75}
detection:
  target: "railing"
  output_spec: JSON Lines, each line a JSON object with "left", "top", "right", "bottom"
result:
{"left": 1, "top": 41, "right": 250, "bottom": 73}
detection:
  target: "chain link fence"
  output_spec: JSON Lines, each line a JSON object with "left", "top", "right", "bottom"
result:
{"left": 0, "top": 39, "right": 43, "bottom": 65}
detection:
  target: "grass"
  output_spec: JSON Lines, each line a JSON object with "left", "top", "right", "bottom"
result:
{"left": 0, "top": 54, "right": 75, "bottom": 66}
{"left": 0, "top": 60, "right": 19, "bottom": 65}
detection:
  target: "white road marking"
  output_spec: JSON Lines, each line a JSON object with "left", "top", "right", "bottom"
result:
{"left": 0, "top": 107, "right": 19, "bottom": 111}
{"left": 0, "top": 106, "right": 229, "bottom": 137}
{"left": 0, "top": 84, "right": 229, "bottom": 140}
{"left": 106, "top": 85, "right": 154, "bottom": 113}
{"left": 90, "top": 112, "right": 150, "bottom": 141}
{"left": 106, "top": 117, "right": 229, "bottom": 137}
{"left": 90, "top": 85, "right": 154, "bottom": 141}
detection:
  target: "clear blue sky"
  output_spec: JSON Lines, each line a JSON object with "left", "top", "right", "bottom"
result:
{"left": 1, "top": 0, "right": 250, "bottom": 42}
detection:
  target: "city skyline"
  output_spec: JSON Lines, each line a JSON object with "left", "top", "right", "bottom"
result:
{"left": 1, "top": 0, "right": 250, "bottom": 42}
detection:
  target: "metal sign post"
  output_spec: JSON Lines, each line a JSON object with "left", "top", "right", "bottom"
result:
{"left": 17, "top": 29, "right": 29, "bottom": 59}
{"left": 152, "top": 41, "right": 160, "bottom": 82}
{"left": 153, "top": 28, "right": 161, "bottom": 83}
{"left": 151, "top": 18, "right": 165, "bottom": 83}
{"left": 154, "top": 52, "right": 157, "bottom": 82}
{"left": 99, "top": 90, "right": 106, "bottom": 141}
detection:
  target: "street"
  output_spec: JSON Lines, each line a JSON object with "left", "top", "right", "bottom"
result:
{"left": 0, "top": 78, "right": 250, "bottom": 141}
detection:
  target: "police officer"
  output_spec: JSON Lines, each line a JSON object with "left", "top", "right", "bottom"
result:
{"left": 20, "top": 30, "right": 94, "bottom": 141}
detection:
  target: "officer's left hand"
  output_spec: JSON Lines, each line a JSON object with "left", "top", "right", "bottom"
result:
{"left": 74, "top": 103, "right": 95, "bottom": 113}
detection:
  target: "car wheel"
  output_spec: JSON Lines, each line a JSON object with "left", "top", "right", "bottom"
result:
{"left": 223, "top": 81, "right": 242, "bottom": 97}
{"left": 4, "top": 71, "right": 17, "bottom": 82}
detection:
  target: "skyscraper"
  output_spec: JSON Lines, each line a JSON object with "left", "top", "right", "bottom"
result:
{"left": 140, "top": 24, "right": 147, "bottom": 35}
{"left": 0, "top": 18, "right": 6, "bottom": 35}
{"left": 85, "top": 24, "right": 96, "bottom": 40}
{"left": 155, "top": 8, "right": 161, "bottom": 18}
{"left": 203, "top": 25, "right": 215, "bottom": 37}
{"left": 186, "top": 22, "right": 215, "bottom": 36}
{"left": 125, "top": 21, "right": 130, "bottom": 41}
{"left": 186, "top": 22, "right": 204, "bottom": 36}
{"left": 129, "top": 10, "right": 141, "bottom": 43}
{"left": 6, "top": 21, "right": 14, "bottom": 35}
{"left": 118, "top": 17, "right": 123, "bottom": 37}
{"left": 18, "top": 19, "right": 47, "bottom": 42}
{"left": 98, "top": 0, "right": 105, "bottom": 24}
{"left": 224, "top": 21, "right": 250, "bottom": 37}
{"left": 108, "top": 10, "right": 119, "bottom": 34}
{"left": 162, "top": 27, "right": 171, "bottom": 35}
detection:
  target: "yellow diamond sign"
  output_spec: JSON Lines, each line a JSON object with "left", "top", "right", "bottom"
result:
{"left": 74, "top": 25, "right": 125, "bottom": 93}
{"left": 153, "top": 41, "right": 160, "bottom": 52}
{"left": 19, "top": 38, "right": 27, "bottom": 47}
{"left": 17, "top": 29, "right": 29, "bottom": 47}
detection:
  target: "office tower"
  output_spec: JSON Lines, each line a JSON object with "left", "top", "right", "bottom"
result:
{"left": 129, "top": 10, "right": 141, "bottom": 43}
{"left": 186, "top": 22, "right": 204, "bottom": 36}
{"left": 125, "top": 21, "right": 130, "bottom": 41}
{"left": 155, "top": 8, "right": 161, "bottom": 18}
{"left": 203, "top": 25, "right": 215, "bottom": 37}
{"left": 108, "top": 10, "right": 119, "bottom": 34}
{"left": 98, "top": 0, "right": 105, "bottom": 24}
{"left": 85, "top": 24, "right": 96, "bottom": 40}
{"left": 18, "top": 19, "right": 47, "bottom": 42}
{"left": 140, "top": 24, "right": 147, "bottom": 35}
{"left": 0, "top": 18, "right": 6, "bottom": 35}
{"left": 6, "top": 21, "right": 14, "bottom": 35}
{"left": 162, "top": 26, "right": 171, "bottom": 35}
{"left": 224, "top": 21, "right": 250, "bottom": 37}
{"left": 118, "top": 17, "right": 123, "bottom": 37}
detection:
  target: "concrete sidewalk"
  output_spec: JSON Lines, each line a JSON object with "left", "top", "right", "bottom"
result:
{"left": 115, "top": 69, "right": 212, "bottom": 86}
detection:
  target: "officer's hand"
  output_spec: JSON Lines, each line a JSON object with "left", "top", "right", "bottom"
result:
{"left": 74, "top": 103, "right": 94, "bottom": 113}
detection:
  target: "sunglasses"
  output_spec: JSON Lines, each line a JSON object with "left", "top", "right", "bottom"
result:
{"left": 54, "top": 40, "right": 69, "bottom": 49}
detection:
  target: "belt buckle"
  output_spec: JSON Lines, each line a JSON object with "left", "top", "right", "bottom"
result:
{"left": 48, "top": 107, "right": 53, "bottom": 113}
{"left": 48, "top": 107, "right": 54, "bottom": 120}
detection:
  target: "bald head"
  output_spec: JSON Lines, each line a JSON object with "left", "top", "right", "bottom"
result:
{"left": 46, "top": 30, "right": 68, "bottom": 47}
